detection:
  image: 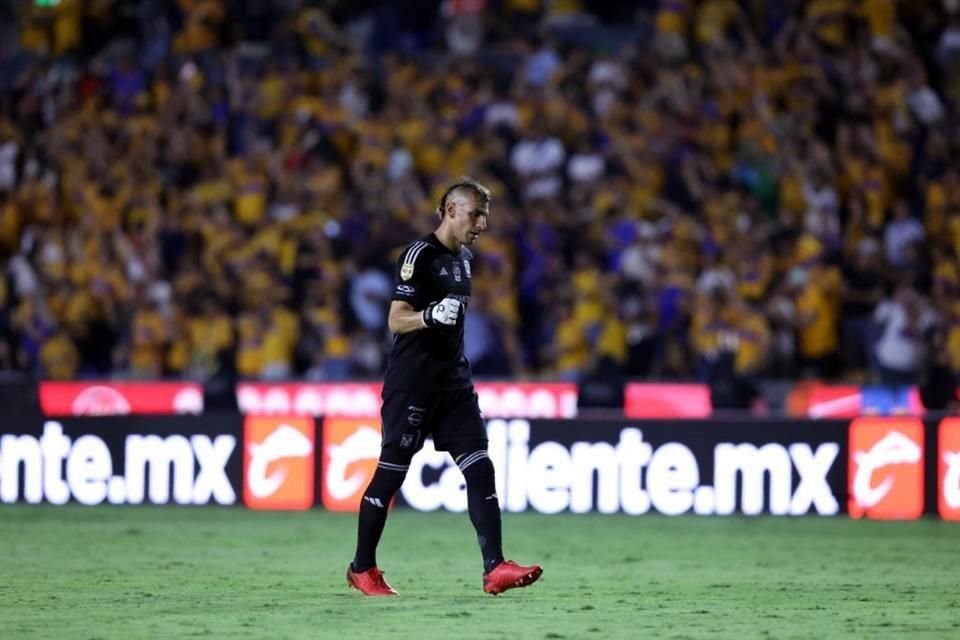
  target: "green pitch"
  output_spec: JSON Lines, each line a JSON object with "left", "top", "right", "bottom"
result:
{"left": 1, "top": 506, "right": 957, "bottom": 639}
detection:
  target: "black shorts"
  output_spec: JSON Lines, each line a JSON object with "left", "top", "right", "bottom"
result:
{"left": 380, "top": 387, "right": 486, "bottom": 453}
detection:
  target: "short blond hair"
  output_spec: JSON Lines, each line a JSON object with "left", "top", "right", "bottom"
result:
{"left": 436, "top": 177, "right": 491, "bottom": 219}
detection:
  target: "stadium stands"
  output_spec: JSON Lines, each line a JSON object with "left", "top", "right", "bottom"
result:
{"left": 0, "top": 0, "right": 956, "bottom": 409}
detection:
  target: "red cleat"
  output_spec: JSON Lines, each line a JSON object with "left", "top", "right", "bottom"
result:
{"left": 347, "top": 565, "right": 398, "bottom": 596}
{"left": 483, "top": 560, "right": 543, "bottom": 595}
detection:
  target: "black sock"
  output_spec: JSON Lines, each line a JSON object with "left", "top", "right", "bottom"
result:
{"left": 352, "top": 459, "right": 409, "bottom": 572}
{"left": 457, "top": 451, "right": 504, "bottom": 574}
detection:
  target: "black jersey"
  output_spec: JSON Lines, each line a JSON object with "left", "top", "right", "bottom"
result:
{"left": 383, "top": 233, "right": 474, "bottom": 391}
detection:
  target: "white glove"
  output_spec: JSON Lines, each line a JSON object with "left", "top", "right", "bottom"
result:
{"left": 423, "top": 297, "right": 462, "bottom": 328}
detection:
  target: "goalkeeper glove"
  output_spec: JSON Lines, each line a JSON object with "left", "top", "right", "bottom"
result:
{"left": 423, "top": 296, "right": 462, "bottom": 328}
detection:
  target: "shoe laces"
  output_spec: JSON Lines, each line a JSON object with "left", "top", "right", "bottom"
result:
{"left": 370, "top": 568, "right": 390, "bottom": 588}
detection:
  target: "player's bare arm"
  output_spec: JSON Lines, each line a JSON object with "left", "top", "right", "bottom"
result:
{"left": 388, "top": 300, "right": 428, "bottom": 334}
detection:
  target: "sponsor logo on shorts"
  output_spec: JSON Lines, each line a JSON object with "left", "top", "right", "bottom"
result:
{"left": 848, "top": 417, "right": 923, "bottom": 520}
{"left": 321, "top": 418, "right": 382, "bottom": 512}
{"left": 243, "top": 416, "right": 315, "bottom": 511}
{"left": 407, "top": 405, "right": 425, "bottom": 427}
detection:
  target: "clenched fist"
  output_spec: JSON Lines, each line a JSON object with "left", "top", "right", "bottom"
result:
{"left": 422, "top": 296, "right": 462, "bottom": 328}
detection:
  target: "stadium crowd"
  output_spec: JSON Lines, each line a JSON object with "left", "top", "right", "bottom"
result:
{"left": 0, "top": 0, "right": 958, "bottom": 401}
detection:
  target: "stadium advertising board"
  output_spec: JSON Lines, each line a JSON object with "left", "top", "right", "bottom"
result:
{"left": 3, "top": 416, "right": 957, "bottom": 518}
{"left": 243, "top": 416, "right": 316, "bottom": 511}
{"left": 323, "top": 417, "right": 848, "bottom": 516}
{"left": 39, "top": 382, "right": 204, "bottom": 416}
{"left": 237, "top": 382, "right": 577, "bottom": 418}
{"left": 320, "top": 417, "right": 382, "bottom": 512}
{"left": 0, "top": 416, "right": 240, "bottom": 506}
{"left": 848, "top": 417, "right": 924, "bottom": 520}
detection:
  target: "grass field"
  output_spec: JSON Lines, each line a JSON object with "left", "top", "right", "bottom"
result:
{"left": 0, "top": 506, "right": 957, "bottom": 639}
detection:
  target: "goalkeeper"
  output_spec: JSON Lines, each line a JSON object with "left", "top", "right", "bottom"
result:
{"left": 346, "top": 178, "right": 543, "bottom": 596}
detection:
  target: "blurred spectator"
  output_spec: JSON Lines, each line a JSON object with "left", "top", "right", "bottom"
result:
{"left": 937, "top": 13, "right": 960, "bottom": 105}
{"left": 840, "top": 238, "right": 885, "bottom": 377}
{"left": 920, "top": 323, "right": 959, "bottom": 413}
{"left": 348, "top": 264, "right": 392, "bottom": 334}
{"left": 464, "top": 292, "right": 512, "bottom": 377}
{"left": 883, "top": 200, "right": 925, "bottom": 270}
{"left": 442, "top": 0, "right": 486, "bottom": 56}
{"left": 510, "top": 118, "right": 565, "bottom": 201}
{"left": 872, "top": 287, "right": 938, "bottom": 387}
{"left": 787, "top": 263, "right": 839, "bottom": 379}
{"left": 691, "top": 287, "right": 766, "bottom": 411}
{"left": 183, "top": 297, "right": 234, "bottom": 382}
{"left": 541, "top": 298, "right": 588, "bottom": 381}
{"left": 40, "top": 327, "right": 79, "bottom": 380}
{"left": 618, "top": 279, "right": 658, "bottom": 377}
{"left": 520, "top": 34, "right": 561, "bottom": 89}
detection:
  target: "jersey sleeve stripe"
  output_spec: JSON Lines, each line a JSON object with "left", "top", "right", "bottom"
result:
{"left": 402, "top": 241, "right": 428, "bottom": 266}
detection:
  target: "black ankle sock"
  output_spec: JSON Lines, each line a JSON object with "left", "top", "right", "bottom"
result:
{"left": 484, "top": 557, "right": 504, "bottom": 574}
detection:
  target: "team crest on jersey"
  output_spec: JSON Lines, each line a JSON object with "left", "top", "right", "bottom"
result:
{"left": 401, "top": 263, "right": 414, "bottom": 280}
{"left": 463, "top": 260, "right": 471, "bottom": 279}
{"left": 453, "top": 263, "right": 462, "bottom": 282}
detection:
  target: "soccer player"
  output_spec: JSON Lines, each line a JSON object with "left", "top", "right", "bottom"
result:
{"left": 346, "top": 177, "right": 543, "bottom": 596}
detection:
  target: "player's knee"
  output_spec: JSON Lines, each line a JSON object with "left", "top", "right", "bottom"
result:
{"left": 365, "top": 447, "right": 414, "bottom": 497}
{"left": 454, "top": 449, "right": 495, "bottom": 486}
{"left": 379, "top": 445, "right": 415, "bottom": 468}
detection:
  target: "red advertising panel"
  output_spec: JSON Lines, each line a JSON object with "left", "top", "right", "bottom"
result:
{"left": 321, "top": 417, "right": 383, "bottom": 512}
{"left": 474, "top": 382, "right": 577, "bottom": 418}
{"left": 236, "top": 382, "right": 382, "bottom": 417}
{"left": 624, "top": 384, "right": 711, "bottom": 418}
{"left": 848, "top": 417, "right": 924, "bottom": 520}
{"left": 243, "top": 416, "right": 315, "bottom": 511}
{"left": 938, "top": 418, "right": 960, "bottom": 521}
{"left": 236, "top": 382, "right": 578, "bottom": 418}
{"left": 39, "top": 382, "right": 204, "bottom": 416}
